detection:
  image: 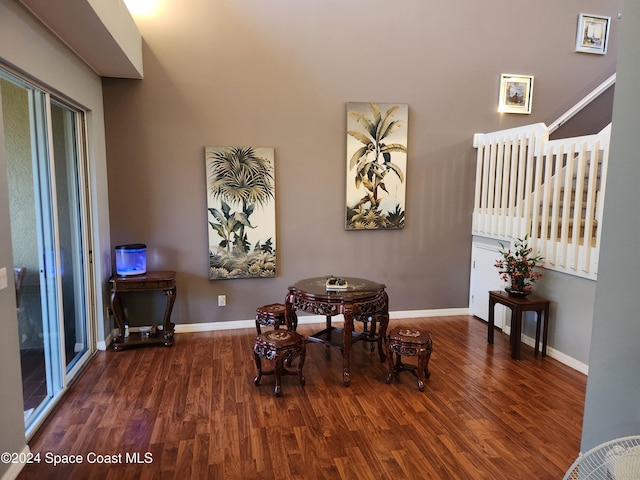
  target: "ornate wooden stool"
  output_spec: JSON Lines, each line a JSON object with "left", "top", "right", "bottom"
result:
{"left": 255, "top": 303, "right": 298, "bottom": 334}
{"left": 253, "top": 329, "right": 306, "bottom": 397}
{"left": 386, "top": 326, "right": 433, "bottom": 392}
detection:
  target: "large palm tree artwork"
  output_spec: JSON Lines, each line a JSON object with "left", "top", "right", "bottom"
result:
{"left": 346, "top": 102, "right": 408, "bottom": 230}
{"left": 206, "top": 146, "right": 276, "bottom": 279}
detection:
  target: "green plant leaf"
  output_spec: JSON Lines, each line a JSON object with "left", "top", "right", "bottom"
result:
{"left": 348, "top": 111, "right": 376, "bottom": 138}
{"left": 208, "top": 208, "right": 225, "bottom": 224}
{"left": 233, "top": 211, "right": 255, "bottom": 228}
{"left": 386, "top": 162, "right": 405, "bottom": 183}
{"left": 349, "top": 146, "right": 369, "bottom": 170}
{"left": 221, "top": 200, "right": 231, "bottom": 217}
{"left": 376, "top": 105, "right": 400, "bottom": 141}
{"left": 380, "top": 143, "right": 407, "bottom": 154}
{"left": 380, "top": 119, "right": 407, "bottom": 140}
{"left": 347, "top": 129, "right": 374, "bottom": 146}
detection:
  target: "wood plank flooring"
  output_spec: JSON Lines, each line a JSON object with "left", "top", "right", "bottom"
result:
{"left": 17, "top": 315, "right": 586, "bottom": 479}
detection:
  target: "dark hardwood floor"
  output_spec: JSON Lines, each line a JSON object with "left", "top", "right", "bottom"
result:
{"left": 17, "top": 315, "right": 586, "bottom": 479}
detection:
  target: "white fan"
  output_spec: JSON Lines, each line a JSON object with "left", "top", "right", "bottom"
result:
{"left": 564, "top": 435, "right": 640, "bottom": 480}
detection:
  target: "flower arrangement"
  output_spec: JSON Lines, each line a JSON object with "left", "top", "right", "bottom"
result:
{"left": 494, "top": 236, "right": 544, "bottom": 294}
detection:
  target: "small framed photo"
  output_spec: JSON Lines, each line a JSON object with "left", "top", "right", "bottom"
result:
{"left": 498, "top": 74, "right": 534, "bottom": 114}
{"left": 575, "top": 13, "right": 610, "bottom": 55}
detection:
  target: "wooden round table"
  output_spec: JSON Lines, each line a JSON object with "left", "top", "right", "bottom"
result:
{"left": 285, "top": 276, "right": 389, "bottom": 387}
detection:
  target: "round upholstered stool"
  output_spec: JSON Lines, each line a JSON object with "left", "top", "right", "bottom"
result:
{"left": 253, "top": 329, "right": 306, "bottom": 397}
{"left": 255, "top": 303, "right": 298, "bottom": 334}
{"left": 386, "top": 326, "right": 433, "bottom": 392}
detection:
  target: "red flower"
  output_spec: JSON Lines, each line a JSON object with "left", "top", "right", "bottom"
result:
{"left": 495, "top": 236, "right": 544, "bottom": 291}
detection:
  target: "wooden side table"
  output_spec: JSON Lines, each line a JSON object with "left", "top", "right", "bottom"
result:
{"left": 109, "top": 271, "right": 176, "bottom": 350}
{"left": 487, "top": 290, "right": 550, "bottom": 359}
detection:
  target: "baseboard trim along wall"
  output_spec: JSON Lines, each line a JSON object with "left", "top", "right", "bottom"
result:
{"left": 100, "top": 307, "right": 588, "bottom": 375}
{"left": 171, "top": 308, "right": 472, "bottom": 334}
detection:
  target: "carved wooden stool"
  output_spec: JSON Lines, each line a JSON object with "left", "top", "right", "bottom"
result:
{"left": 386, "top": 326, "right": 433, "bottom": 392}
{"left": 255, "top": 303, "right": 298, "bottom": 334}
{"left": 253, "top": 329, "right": 306, "bottom": 397}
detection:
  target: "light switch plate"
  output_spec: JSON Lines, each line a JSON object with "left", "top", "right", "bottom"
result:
{"left": 0, "top": 267, "right": 7, "bottom": 290}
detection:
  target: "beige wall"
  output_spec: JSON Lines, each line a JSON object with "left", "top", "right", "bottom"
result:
{"left": 103, "top": 0, "right": 621, "bottom": 324}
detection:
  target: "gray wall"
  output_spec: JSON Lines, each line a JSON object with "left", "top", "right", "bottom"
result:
{"left": 581, "top": 0, "right": 640, "bottom": 451}
{"left": 531, "top": 270, "right": 596, "bottom": 368}
{"left": 103, "top": 0, "right": 621, "bottom": 325}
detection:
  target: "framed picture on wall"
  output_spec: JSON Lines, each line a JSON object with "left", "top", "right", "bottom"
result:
{"left": 345, "top": 102, "right": 408, "bottom": 230}
{"left": 575, "top": 13, "right": 610, "bottom": 55}
{"left": 205, "top": 146, "right": 276, "bottom": 280}
{"left": 498, "top": 74, "right": 534, "bottom": 114}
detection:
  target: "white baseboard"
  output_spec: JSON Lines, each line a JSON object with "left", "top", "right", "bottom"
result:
{"left": 103, "top": 307, "right": 588, "bottom": 375}
{"left": 97, "top": 330, "right": 114, "bottom": 351}
{"left": 174, "top": 307, "right": 472, "bottom": 333}
{"left": 390, "top": 308, "right": 470, "bottom": 319}
{"left": 502, "top": 325, "right": 589, "bottom": 375}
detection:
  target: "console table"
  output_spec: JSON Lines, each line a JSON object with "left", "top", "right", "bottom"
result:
{"left": 488, "top": 290, "right": 550, "bottom": 359}
{"left": 109, "top": 271, "right": 176, "bottom": 350}
{"left": 285, "top": 276, "right": 389, "bottom": 387}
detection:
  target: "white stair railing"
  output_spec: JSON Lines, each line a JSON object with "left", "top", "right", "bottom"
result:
{"left": 472, "top": 123, "right": 610, "bottom": 279}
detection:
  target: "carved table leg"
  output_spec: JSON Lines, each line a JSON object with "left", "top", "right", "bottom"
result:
{"left": 253, "top": 352, "right": 263, "bottom": 386}
{"left": 274, "top": 358, "right": 284, "bottom": 397}
{"left": 297, "top": 342, "right": 306, "bottom": 386}
{"left": 416, "top": 350, "right": 427, "bottom": 392}
{"left": 162, "top": 287, "right": 176, "bottom": 345}
{"left": 386, "top": 344, "right": 395, "bottom": 384}
{"left": 378, "top": 291, "right": 390, "bottom": 362}
{"left": 110, "top": 290, "right": 126, "bottom": 343}
{"left": 284, "top": 295, "right": 296, "bottom": 331}
{"left": 342, "top": 309, "right": 354, "bottom": 387}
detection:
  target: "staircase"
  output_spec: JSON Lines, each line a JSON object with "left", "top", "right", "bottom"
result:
{"left": 471, "top": 122, "right": 610, "bottom": 280}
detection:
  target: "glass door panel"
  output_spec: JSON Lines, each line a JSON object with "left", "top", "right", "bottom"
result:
{"left": 2, "top": 76, "right": 53, "bottom": 423}
{"left": 50, "top": 101, "right": 88, "bottom": 370}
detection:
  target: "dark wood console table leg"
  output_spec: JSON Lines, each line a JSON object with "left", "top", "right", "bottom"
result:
{"left": 110, "top": 289, "right": 126, "bottom": 343}
{"left": 511, "top": 306, "right": 522, "bottom": 360}
{"left": 161, "top": 286, "right": 176, "bottom": 345}
{"left": 542, "top": 304, "right": 550, "bottom": 356}
{"left": 488, "top": 297, "right": 496, "bottom": 345}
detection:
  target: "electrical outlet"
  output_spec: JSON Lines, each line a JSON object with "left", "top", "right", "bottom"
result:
{"left": 218, "top": 295, "right": 226, "bottom": 307}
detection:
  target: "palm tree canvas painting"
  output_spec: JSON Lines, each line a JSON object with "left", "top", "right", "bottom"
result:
{"left": 205, "top": 146, "right": 276, "bottom": 279}
{"left": 346, "top": 102, "right": 408, "bottom": 230}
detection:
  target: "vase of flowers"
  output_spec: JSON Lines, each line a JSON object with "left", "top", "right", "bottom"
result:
{"left": 494, "top": 236, "right": 544, "bottom": 296}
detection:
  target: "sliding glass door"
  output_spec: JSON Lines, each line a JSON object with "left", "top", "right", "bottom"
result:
{"left": 50, "top": 101, "right": 90, "bottom": 371}
{"left": 1, "top": 69, "right": 94, "bottom": 437}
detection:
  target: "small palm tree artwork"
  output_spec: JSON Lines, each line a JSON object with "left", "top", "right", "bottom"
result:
{"left": 205, "top": 146, "right": 276, "bottom": 279}
{"left": 345, "top": 102, "right": 408, "bottom": 230}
